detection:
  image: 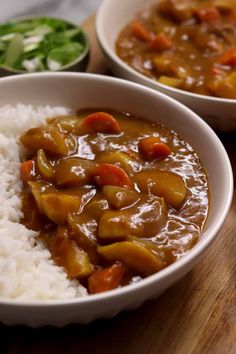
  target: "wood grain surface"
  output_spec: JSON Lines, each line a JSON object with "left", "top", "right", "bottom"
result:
{"left": 1, "top": 15, "right": 236, "bottom": 354}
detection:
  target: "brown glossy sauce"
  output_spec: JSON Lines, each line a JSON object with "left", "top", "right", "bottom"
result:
{"left": 20, "top": 109, "right": 209, "bottom": 294}
{"left": 116, "top": 0, "right": 236, "bottom": 98}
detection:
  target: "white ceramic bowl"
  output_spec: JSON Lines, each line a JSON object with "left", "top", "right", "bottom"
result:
{"left": 96, "top": 0, "right": 236, "bottom": 131}
{"left": 0, "top": 73, "right": 233, "bottom": 327}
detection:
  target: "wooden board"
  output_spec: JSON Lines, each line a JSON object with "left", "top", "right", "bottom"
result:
{"left": 84, "top": 14, "right": 109, "bottom": 75}
{"left": 1, "top": 15, "right": 236, "bottom": 354}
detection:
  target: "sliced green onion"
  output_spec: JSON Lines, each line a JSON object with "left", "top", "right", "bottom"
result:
{"left": 47, "top": 58, "right": 62, "bottom": 70}
{"left": 24, "top": 43, "right": 40, "bottom": 53}
{"left": 0, "top": 17, "right": 86, "bottom": 72}
{"left": 0, "top": 33, "right": 15, "bottom": 41}
{"left": 26, "top": 24, "right": 53, "bottom": 37}
{"left": 23, "top": 35, "right": 44, "bottom": 52}
{"left": 22, "top": 57, "right": 44, "bottom": 71}
{"left": 0, "top": 42, "right": 5, "bottom": 51}
{"left": 63, "top": 28, "right": 81, "bottom": 39}
{"left": 5, "top": 33, "right": 24, "bottom": 66}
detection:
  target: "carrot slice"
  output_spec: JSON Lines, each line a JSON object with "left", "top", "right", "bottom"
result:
{"left": 88, "top": 264, "right": 126, "bottom": 294}
{"left": 92, "top": 163, "right": 132, "bottom": 188}
{"left": 217, "top": 47, "right": 236, "bottom": 67}
{"left": 20, "top": 159, "right": 35, "bottom": 183}
{"left": 138, "top": 137, "right": 171, "bottom": 161}
{"left": 149, "top": 33, "right": 172, "bottom": 51}
{"left": 195, "top": 7, "right": 221, "bottom": 23}
{"left": 131, "top": 21, "right": 152, "bottom": 41}
{"left": 78, "top": 112, "right": 121, "bottom": 134}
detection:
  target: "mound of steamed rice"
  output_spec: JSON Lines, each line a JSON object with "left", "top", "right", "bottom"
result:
{"left": 0, "top": 104, "right": 87, "bottom": 301}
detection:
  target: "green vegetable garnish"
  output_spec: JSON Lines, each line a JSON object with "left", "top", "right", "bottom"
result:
{"left": 0, "top": 17, "right": 87, "bottom": 72}
{"left": 5, "top": 33, "right": 23, "bottom": 66}
{"left": 48, "top": 42, "right": 84, "bottom": 65}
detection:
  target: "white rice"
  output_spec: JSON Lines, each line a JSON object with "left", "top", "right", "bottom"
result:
{"left": 0, "top": 104, "right": 88, "bottom": 301}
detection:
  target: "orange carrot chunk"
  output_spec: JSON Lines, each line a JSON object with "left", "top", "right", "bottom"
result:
{"left": 131, "top": 21, "right": 152, "bottom": 41}
{"left": 92, "top": 163, "right": 132, "bottom": 188}
{"left": 149, "top": 32, "right": 173, "bottom": 51}
{"left": 88, "top": 264, "right": 126, "bottom": 294}
{"left": 195, "top": 7, "right": 220, "bottom": 23}
{"left": 217, "top": 47, "right": 236, "bottom": 67}
{"left": 79, "top": 112, "right": 121, "bottom": 134}
{"left": 138, "top": 137, "right": 171, "bottom": 161}
{"left": 20, "top": 159, "right": 35, "bottom": 183}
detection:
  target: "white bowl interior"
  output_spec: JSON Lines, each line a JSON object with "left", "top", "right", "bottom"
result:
{"left": 96, "top": 0, "right": 236, "bottom": 131}
{"left": 98, "top": 0, "right": 150, "bottom": 47}
{"left": 0, "top": 73, "right": 232, "bottom": 326}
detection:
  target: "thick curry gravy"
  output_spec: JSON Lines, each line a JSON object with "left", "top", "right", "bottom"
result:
{"left": 20, "top": 110, "right": 209, "bottom": 294}
{"left": 116, "top": 0, "right": 236, "bottom": 98}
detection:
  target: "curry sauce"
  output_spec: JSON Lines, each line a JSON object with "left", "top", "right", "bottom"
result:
{"left": 20, "top": 109, "right": 209, "bottom": 294}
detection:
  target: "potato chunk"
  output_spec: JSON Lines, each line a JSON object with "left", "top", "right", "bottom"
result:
{"left": 97, "top": 151, "right": 139, "bottom": 174}
{"left": 41, "top": 192, "right": 81, "bottom": 224}
{"left": 20, "top": 125, "right": 77, "bottom": 156}
{"left": 159, "top": 0, "right": 194, "bottom": 22}
{"left": 97, "top": 241, "right": 164, "bottom": 276}
{"left": 67, "top": 213, "right": 100, "bottom": 264}
{"left": 28, "top": 181, "right": 53, "bottom": 213}
{"left": 37, "top": 149, "right": 54, "bottom": 179}
{"left": 98, "top": 195, "right": 167, "bottom": 240}
{"left": 55, "top": 158, "right": 94, "bottom": 186}
{"left": 49, "top": 227, "right": 93, "bottom": 278}
{"left": 135, "top": 170, "right": 187, "bottom": 209}
{"left": 213, "top": 0, "right": 236, "bottom": 11}
{"left": 85, "top": 198, "right": 110, "bottom": 220}
{"left": 208, "top": 72, "right": 236, "bottom": 99}
{"left": 158, "top": 76, "right": 184, "bottom": 88}
{"left": 102, "top": 186, "right": 139, "bottom": 209}
{"left": 47, "top": 115, "right": 80, "bottom": 133}
{"left": 153, "top": 56, "right": 171, "bottom": 75}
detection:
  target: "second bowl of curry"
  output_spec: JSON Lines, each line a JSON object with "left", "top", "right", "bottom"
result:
{"left": 96, "top": 0, "right": 236, "bottom": 131}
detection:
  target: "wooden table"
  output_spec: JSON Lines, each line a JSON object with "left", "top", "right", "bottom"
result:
{"left": 1, "top": 16, "right": 236, "bottom": 354}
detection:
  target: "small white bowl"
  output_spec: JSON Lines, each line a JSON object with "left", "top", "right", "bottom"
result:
{"left": 0, "top": 73, "right": 233, "bottom": 327}
{"left": 96, "top": 0, "right": 236, "bottom": 131}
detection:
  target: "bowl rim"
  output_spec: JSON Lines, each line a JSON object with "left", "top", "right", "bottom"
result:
{"left": 0, "top": 72, "right": 233, "bottom": 307}
{"left": 95, "top": 0, "right": 236, "bottom": 105}
{"left": 0, "top": 15, "right": 90, "bottom": 74}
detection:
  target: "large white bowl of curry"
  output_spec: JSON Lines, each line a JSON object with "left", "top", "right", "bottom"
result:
{"left": 96, "top": 0, "right": 236, "bottom": 131}
{"left": 0, "top": 72, "right": 233, "bottom": 327}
